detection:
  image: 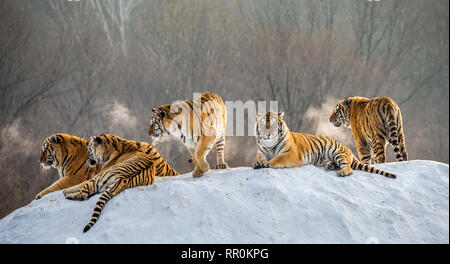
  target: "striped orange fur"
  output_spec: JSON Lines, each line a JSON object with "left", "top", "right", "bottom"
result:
{"left": 329, "top": 96, "right": 407, "bottom": 164}
{"left": 148, "top": 92, "right": 228, "bottom": 177}
{"left": 63, "top": 134, "right": 179, "bottom": 232}
{"left": 36, "top": 134, "right": 102, "bottom": 199}
{"left": 254, "top": 111, "right": 396, "bottom": 179}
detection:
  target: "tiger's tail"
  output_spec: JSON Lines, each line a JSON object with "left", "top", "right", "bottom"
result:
{"left": 83, "top": 189, "right": 118, "bottom": 232}
{"left": 351, "top": 159, "right": 396, "bottom": 179}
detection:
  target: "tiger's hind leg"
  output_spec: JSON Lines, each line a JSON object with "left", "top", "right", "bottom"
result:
{"left": 336, "top": 165, "right": 353, "bottom": 177}
{"left": 391, "top": 123, "right": 408, "bottom": 162}
{"left": 372, "top": 137, "right": 387, "bottom": 164}
{"left": 334, "top": 154, "right": 354, "bottom": 177}
{"left": 63, "top": 181, "right": 91, "bottom": 195}
{"left": 324, "top": 161, "right": 339, "bottom": 171}
{"left": 356, "top": 141, "right": 372, "bottom": 164}
{"left": 214, "top": 135, "right": 228, "bottom": 169}
{"left": 388, "top": 116, "right": 407, "bottom": 162}
{"left": 64, "top": 178, "right": 97, "bottom": 201}
{"left": 398, "top": 131, "right": 408, "bottom": 161}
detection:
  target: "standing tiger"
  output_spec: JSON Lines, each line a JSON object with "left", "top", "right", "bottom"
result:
{"left": 253, "top": 111, "right": 396, "bottom": 179}
{"left": 148, "top": 92, "right": 228, "bottom": 177}
{"left": 329, "top": 96, "right": 407, "bottom": 164}
{"left": 63, "top": 134, "right": 179, "bottom": 232}
{"left": 37, "top": 133, "right": 102, "bottom": 199}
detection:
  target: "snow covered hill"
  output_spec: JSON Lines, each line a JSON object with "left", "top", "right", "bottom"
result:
{"left": 0, "top": 160, "right": 448, "bottom": 244}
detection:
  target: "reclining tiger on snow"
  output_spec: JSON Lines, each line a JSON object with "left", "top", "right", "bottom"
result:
{"left": 63, "top": 134, "right": 179, "bottom": 232}
{"left": 37, "top": 133, "right": 178, "bottom": 200}
{"left": 253, "top": 111, "right": 396, "bottom": 179}
{"left": 37, "top": 134, "right": 102, "bottom": 199}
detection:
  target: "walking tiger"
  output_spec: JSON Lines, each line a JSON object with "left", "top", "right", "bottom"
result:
{"left": 148, "top": 92, "right": 228, "bottom": 177}
{"left": 329, "top": 96, "right": 407, "bottom": 164}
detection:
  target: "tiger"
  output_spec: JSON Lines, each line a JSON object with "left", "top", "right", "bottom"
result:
{"left": 329, "top": 96, "right": 407, "bottom": 164}
{"left": 148, "top": 92, "right": 228, "bottom": 177}
{"left": 253, "top": 111, "right": 396, "bottom": 179}
{"left": 36, "top": 133, "right": 102, "bottom": 200}
{"left": 63, "top": 134, "right": 179, "bottom": 232}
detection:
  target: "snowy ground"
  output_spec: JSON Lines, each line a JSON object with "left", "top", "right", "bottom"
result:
{"left": 0, "top": 160, "right": 448, "bottom": 244}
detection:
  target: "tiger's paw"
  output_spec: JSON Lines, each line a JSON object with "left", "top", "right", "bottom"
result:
{"left": 336, "top": 168, "right": 353, "bottom": 177}
{"left": 325, "top": 162, "right": 338, "bottom": 171}
{"left": 215, "top": 163, "right": 228, "bottom": 169}
{"left": 192, "top": 168, "right": 209, "bottom": 178}
{"left": 64, "top": 191, "right": 85, "bottom": 201}
{"left": 253, "top": 160, "right": 269, "bottom": 169}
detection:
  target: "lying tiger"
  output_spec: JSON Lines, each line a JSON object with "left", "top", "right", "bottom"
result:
{"left": 37, "top": 134, "right": 102, "bottom": 199}
{"left": 329, "top": 96, "right": 407, "bottom": 164}
{"left": 63, "top": 134, "right": 179, "bottom": 232}
{"left": 253, "top": 111, "right": 396, "bottom": 179}
{"left": 148, "top": 92, "right": 228, "bottom": 177}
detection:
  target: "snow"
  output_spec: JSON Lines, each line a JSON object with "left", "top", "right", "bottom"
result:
{"left": 0, "top": 160, "right": 448, "bottom": 244}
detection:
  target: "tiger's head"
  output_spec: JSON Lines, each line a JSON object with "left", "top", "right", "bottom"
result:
{"left": 40, "top": 134, "right": 86, "bottom": 173}
{"left": 148, "top": 105, "right": 182, "bottom": 139}
{"left": 255, "top": 111, "right": 288, "bottom": 145}
{"left": 87, "top": 134, "right": 135, "bottom": 167}
{"left": 40, "top": 135, "right": 61, "bottom": 170}
{"left": 87, "top": 134, "right": 110, "bottom": 167}
{"left": 329, "top": 98, "right": 351, "bottom": 128}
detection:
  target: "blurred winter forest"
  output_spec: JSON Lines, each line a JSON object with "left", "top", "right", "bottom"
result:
{"left": 0, "top": 0, "right": 448, "bottom": 218}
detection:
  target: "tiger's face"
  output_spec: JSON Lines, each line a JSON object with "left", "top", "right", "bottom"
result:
{"left": 329, "top": 99, "right": 351, "bottom": 127}
{"left": 255, "top": 111, "right": 286, "bottom": 145}
{"left": 39, "top": 135, "right": 63, "bottom": 170}
{"left": 40, "top": 141, "right": 55, "bottom": 169}
{"left": 148, "top": 105, "right": 180, "bottom": 139}
{"left": 87, "top": 135, "right": 107, "bottom": 167}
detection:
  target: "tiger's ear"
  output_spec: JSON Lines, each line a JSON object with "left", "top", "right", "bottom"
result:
{"left": 159, "top": 109, "right": 166, "bottom": 118}
{"left": 278, "top": 111, "right": 285, "bottom": 118}
{"left": 50, "top": 135, "right": 60, "bottom": 144}
{"left": 153, "top": 107, "right": 167, "bottom": 118}
{"left": 344, "top": 98, "right": 351, "bottom": 106}
{"left": 93, "top": 136, "right": 102, "bottom": 144}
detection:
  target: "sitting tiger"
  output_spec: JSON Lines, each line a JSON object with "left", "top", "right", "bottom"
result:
{"left": 36, "top": 133, "right": 102, "bottom": 199}
{"left": 148, "top": 92, "right": 228, "bottom": 177}
{"left": 253, "top": 111, "right": 396, "bottom": 179}
{"left": 63, "top": 134, "right": 179, "bottom": 232}
{"left": 329, "top": 96, "right": 407, "bottom": 164}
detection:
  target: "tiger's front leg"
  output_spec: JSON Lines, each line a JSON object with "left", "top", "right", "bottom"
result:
{"left": 253, "top": 153, "right": 269, "bottom": 169}
{"left": 64, "top": 179, "right": 97, "bottom": 201}
{"left": 35, "top": 176, "right": 79, "bottom": 199}
{"left": 192, "top": 136, "right": 215, "bottom": 178}
{"left": 267, "top": 152, "right": 302, "bottom": 169}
